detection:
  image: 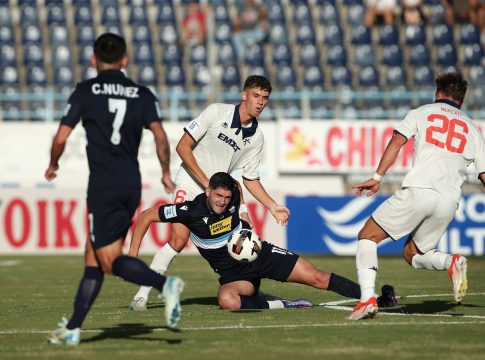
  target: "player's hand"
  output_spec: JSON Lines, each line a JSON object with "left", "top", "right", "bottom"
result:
{"left": 161, "top": 173, "right": 176, "bottom": 194}
{"left": 270, "top": 204, "right": 290, "bottom": 226}
{"left": 240, "top": 211, "right": 254, "bottom": 229}
{"left": 44, "top": 165, "right": 59, "bottom": 181}
{"left": 352, "top": 178, "right": 381, "bottom": 197}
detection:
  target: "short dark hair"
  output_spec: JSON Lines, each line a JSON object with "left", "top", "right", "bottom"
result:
{"left": 243, "top": 75, "right": 272, "bottom": 93}
{"left": 209, "top": 172, "right": 237, "bottom": 193}
{"left": 435, "top": 72, "right": 468, "bottom": 103}
{"left": 93, "top": 33, "right": 127, "bottom": 64}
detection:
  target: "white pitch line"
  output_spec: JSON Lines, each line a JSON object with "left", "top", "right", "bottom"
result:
{"left": 1, "top": 320, "right": 485, "bottom": 336}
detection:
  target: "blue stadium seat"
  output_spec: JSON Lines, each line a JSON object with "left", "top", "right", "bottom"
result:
{"left": 0, "top": 44, "right": 16, "bottom": 66}
{"left": 20, "top": 4, "right": 39, "bottom": 25}
{"left": 247, "top": 64, "right": 268, "bottom": 77}
{"left": 215, "top": 22, "right": 232, "bottom": 43}
{"left": 413, "top": 65, "right": 434, "bottom": 87}
{"left": 385, "top": 66, "right": 407, "bottom": 88}
{"left": 293, "top": 3, "right": 312, "bottom": 24}
{"left": 244, "top": 44, "right": 265, "bottom": 66}
{"left": 359, "top": 66, "right": 379, "bottom": 88}
{"left": 296, "top": 24, "right": 316, "bottom": 44}
{"left": 302, "top": 65, "right": 324, "bottom": 89}
{"left": 0, "top": 25, "right": 15, "bottom": 43}
{"left": 23, "top": 43, "right": 44, "bottom": 66}
{"left": 0, "top": 5, "right": 12, "bottom": 26}
{"left": 221, "top": 65, "right": 241, "bottom": 90}
{"left": 49, "top": 25, "right": 70, "bottom": 46}
{"left": 103, "top": 24, "right": 123, "bottom": 37}
{"left": 129, "top": 6, "right": 148, "bottom": 25}
{"left": 82, "top": 66, "right": 97, "bottom": 81}
{"left": 353, "top": 44, "right": 375, "bottom": 67}
{"left": 331, "top": 66, "right": 352, "bottom": 87}
{"left": 381, "top": 44, "right": 402, "bottom": 66}
{"left": 432, "top": 24, "right": 453, "bottom": 45}
{"left": 436, "top": 44, "right": 457, "bottom": 66}
{"left": 192, "top": 63, "right": 211, "bottom": 88}
{"left": 134, "top": 43, "right": 155, "bottom": 65}
{"left": 52, "top": 44, "right": 72, "bottom": 66}
{"left": 217, "top": 42, "right": 237, "bottom": 65}
{"left": 74, "top": 4, "right": 93, "bottom": 25}
{"left": 275, "top": 64, "right": 297, "bottom": 90}
{"left": 268, "top": 2, "right": 285, "bottom": 23}
{"left": 214, "top": 4, "right": 230, "bottom": 22}
{"left": 378, "top": 25, "right": 399, "bottom": 45}
{"left": 319, "top": 3, "right": 339, "bottom": 25}
{"left": 190, "top": 44, "right": 207, "bottom": 65}
{"left": 463, "top": 44, "right": 484, "bottom": 66}
{"left": 45, "top": 0, "right": 65, "bottom": 4}
{"left": 137, "top": 65, "right": 157, "bottom": 86}
{"left": 78, "top": 44, "right": 93, "bottom": 65}
{"left": 157, "top": 3, "right": 176, "bottom": 24}
{"left": 26, "top": 65, "right": 47, "bottom": 86}
{"left": 327, "top": 44, "right": 347, "bottom": 66}
{"left": 405, "top": 25, "right": 426, "bottom": 45}
{"left": 272, "top": 43, "right": 292, "bottom": 65}
{"left": 101, "top": 4, "right": 121, "bottom": 25}
{"left": 342, "top": 0, "right": 363, "bottom": 5}
{"left": 132, "top": 25, "right": 152, "bottom": 44}
{"left": 269, "top": 23, "right": 288, "bottom": 45}
{"left": 351, "top": 25, "right": 371, "bottom": 45}
{"left": 162, "top": 44, "right": 183, "bottom": 65}
{"left": 323, "top": 24, "right": 343, "bottom": 45}
{"left": 22, "top": 24, "right": 42, "bottom": 44}
{"left": 76, "top": 25, "right": 95, "bottom": 44}
{"left": 469, "top": 87, "right": 485, "bottom": 110}
{"left": 165, "top": 63, "right": 185, "bottom": 88}
{"left": 54, "top": 66, "right": 74, "bottom": 87}
{"left": 299, "top": 42, "right": 320, "bottom": 66}
{"left": 459, "top": 24, "right": 480, "bottom": 44}
{"left": 468, "top": 65, "right": 485, "bottom": 85}
{"left": 409, "top": 44, "right": 430, "bottom": 66}
{"left": 315, "top": 0, "right": 336, "bottom": 4}
{"left": 347, "top": 4, "right": 364, "bottom": 26}
{"left": 47, "top": 4, "right": 65, "bottom": 24}
{"left": 159, "top": 23, "right": 178, "bottom": 45}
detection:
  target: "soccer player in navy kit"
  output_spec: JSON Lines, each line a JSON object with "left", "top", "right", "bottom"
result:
{"left": 44, "top": 33, "right": 184, "bottom": 345}
{"left": 128, "top": 172, "right": 365, "bottom": 310}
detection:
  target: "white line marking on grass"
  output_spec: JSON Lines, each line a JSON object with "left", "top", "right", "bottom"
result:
{"left": 0, "top": 260, "right": 21, "bottom": 267}
{"left": 1, "top": 320, "right": 485, "bottom": 336}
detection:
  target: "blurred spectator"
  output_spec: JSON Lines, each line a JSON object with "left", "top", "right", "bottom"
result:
{"left": 440, "top": 0, "right": 456, "bottom": 26}
{"left": 365, "top": 0, "right": 397, "bottom": 27}
{"left": 181, "top": 2, "right": 207, "bottom": 46}
{"left": 463, "top": 0, "right": 485, "bottom": 29}
{"left": 232, "top": 0, "right": 269, "bottom": 61}
{"left": 401, "top": 0, "right": 426, "bottom": 25}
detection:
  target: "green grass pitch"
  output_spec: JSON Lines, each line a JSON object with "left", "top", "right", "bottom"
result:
{"left": 1, "top": 255, "right": 484, "bottom": 360}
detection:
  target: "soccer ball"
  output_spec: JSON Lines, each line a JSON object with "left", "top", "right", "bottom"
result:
{"left": 227, "top": 229, "right": 262, "bottom": 262}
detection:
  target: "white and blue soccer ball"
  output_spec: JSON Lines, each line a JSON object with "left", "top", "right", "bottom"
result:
{"left": 227, "top": 229, "right": 262, "bottom": 262}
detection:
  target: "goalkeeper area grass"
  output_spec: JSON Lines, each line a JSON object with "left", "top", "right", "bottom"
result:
{"left": 1, "top": 255, "right": 484, "bottom": 360}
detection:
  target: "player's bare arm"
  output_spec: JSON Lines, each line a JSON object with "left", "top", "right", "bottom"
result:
{"left": 128, "top": 206, "right": 161, "bottom": 258}
{"left": 176, "top": 132, "right": 210, "bottom": 188}
{"left": 353, "top": 132, "right": 407, "bottom": 197}
{"left": 243, "top": 178, "right": 290, "bottom": 226}
{"left": 149, "top": 121, "right": 175, "bottom": 193}
{"left": 234, "top": 179, "right": 253, "bottom": 228}
{"left": 44, "top": 124, "right": 73, "bottom": 181}
{"left": 479, "top": 173, "right": 485, "bottom": 187}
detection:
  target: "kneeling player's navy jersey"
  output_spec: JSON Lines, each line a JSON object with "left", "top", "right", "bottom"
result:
{"left": 158, "top": 187, "right": 242, "bottom": 249}
{"left": 61, "top": 70, "right": 162, "bottom": 191}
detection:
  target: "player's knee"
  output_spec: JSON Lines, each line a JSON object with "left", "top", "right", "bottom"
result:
{"left": 402, "top": 247, "right": 415, "bottom": 266}
{"left": 218, "top": 292, "right": 240, "bottom": 310}
{"left": 314, "top": 271, "right": 330, "bottom": 289}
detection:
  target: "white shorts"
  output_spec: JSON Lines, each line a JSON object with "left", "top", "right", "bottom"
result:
{"left": 372, "top": 188, "right": 458, "bottom": 253}
{"left": 172, "top": 167, "right": 205, "bottom": 203}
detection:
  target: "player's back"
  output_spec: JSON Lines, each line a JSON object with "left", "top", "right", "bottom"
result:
{"left": 399, "top": 100, "right": 485, "bottom": 202}
{"left": 63, "top": 70, "right": 159, "bottom": 190}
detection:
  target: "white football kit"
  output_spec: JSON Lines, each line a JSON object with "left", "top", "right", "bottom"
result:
{"left": 373, "top": 100, "right": 485, "bottom": 252}
{"left": 172, "top": 103, "right": 264, "bottom": 204}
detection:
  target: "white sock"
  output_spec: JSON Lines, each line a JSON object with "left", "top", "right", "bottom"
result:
{"left": 356, "top": 239, "right": 378, "bottom": 302}
{"left": 132, "top": 244, "right": 179, "bottom": 300}
{"left": 412, "top": 250, "right": 452, "bottom": 271}
{"left": 267, "top": 300, "right": 284, "bottom": 309}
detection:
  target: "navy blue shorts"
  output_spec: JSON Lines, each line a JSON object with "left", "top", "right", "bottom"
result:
{"left": 87, "top": 188, "right": 140, "bottom": 249}
{"left": 197, "top": 242, "right": 299, "bottom": 289}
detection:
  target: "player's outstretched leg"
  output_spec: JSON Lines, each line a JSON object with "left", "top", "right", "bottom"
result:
{"left": 160, "top": 276, "right": 185, "bottom": 328}
{"left": 448, "top": 254, "right": 468, "bottom": 303}
{"left": 46, "top": 317, "right": 80, "bottom": 346}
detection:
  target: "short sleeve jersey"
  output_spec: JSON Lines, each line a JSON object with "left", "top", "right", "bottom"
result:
{"left": 396, "top": 99, "right": 485, "bottom": 203}
{"left": 61, "top": 70, "right": 162, "bottom": 191}
{"left": 182, "top": 103, "right": 264, "bottom": 181}
{"left": 158, "top": 187, "right": 242, "bottom": 249}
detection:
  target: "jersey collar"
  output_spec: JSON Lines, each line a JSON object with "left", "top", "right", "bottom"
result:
{"left": 231, "top": 105, "right": 258, "bottom": 139}
{"left": 96, "top": 69, "right": 126, "bottom": 79}
{"left": 434, "top": 99, "right": 461, "bottom": 109}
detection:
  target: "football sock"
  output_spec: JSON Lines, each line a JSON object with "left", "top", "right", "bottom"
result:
{"left": 412, "top": 250, "right": 452, "bottom": 270}
{"left": 112, "top": 255, "right": 166, "bottom": 292}
{"left": 356, "top": 239, "right": 378, "bottom": 302}
{"left": 327, "top": 273, "right": 361, "bottom": 299}
{"left": 240, "top": 295, "right": 270, "bottom": 309}
{"left": 132, "top": 245, "right": 180, "bottom": 300}
{"left": 67, "top": 266, "right": 104, "bottom": 330}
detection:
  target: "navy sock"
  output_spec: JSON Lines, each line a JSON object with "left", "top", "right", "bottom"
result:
{"left": 112, "top": 255, "right": 166, "bottom": 292}
{"left": 327, "top": 273, "right": 361, "bottom": 299}
{"left": 67, "top": 266, "right": 104, "bottom": 330}
{"left": 240, "top": 295, "right": 269, "bottom": 309}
